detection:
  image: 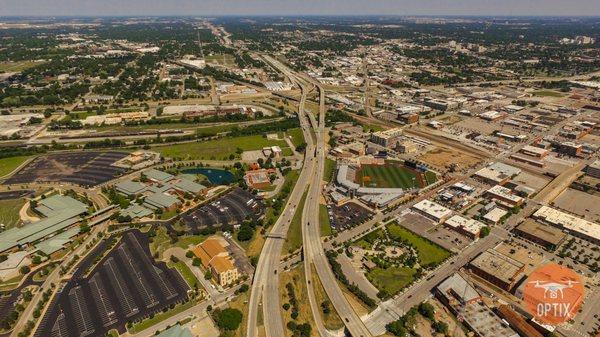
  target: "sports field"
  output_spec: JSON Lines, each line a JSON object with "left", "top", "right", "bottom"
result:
{"left": 358, "top": 164, "right": 419, "bottom": 189}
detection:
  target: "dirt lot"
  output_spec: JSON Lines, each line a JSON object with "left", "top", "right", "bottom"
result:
{"left": 553, "top": 188, "right": 600, "bottom": 222}
{"left": 417, "top": 146, "right": 483, "bottom": 172}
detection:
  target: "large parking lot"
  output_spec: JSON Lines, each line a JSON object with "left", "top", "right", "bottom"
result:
{"left": 181, "top": 188, "right": 263, "bottom": 233}
{"left": 35, "top": 230, "right": 189, "bottom": 337}
{"left": 326, "top": 202, "right": 373, "bottom": 232}
{"left": 5, "top": 151, "right": 128, "bottom": 187}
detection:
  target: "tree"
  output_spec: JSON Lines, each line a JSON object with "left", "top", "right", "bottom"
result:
{"left": 213, "top": 308, "right": 243, "bottom": 331}
{"left": 237, "top": 224, "right": 254, "bottom": 241}
{"left": 386, "top": 320, "right": 407, "bottom": 337}
{"left": 480, "top": 226, "right": 491, "bottom": 238}
{"left": 418, "top": 302, "right": 435, "bottom": 320}
{"left": 204, "top": 270, "right": 212, "bottom": 280}
{"left": 20, "top": 266, "right": 30, "bottom": 275}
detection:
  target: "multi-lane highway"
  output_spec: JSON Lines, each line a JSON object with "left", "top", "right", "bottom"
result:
{"left": 246, "top": 56, "right": 318, "bottom": 337}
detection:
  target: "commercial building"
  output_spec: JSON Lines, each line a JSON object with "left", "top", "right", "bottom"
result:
{"left": 586, "top": 160, "right": 600, "bottom": 178}
{"left": 482, "top": 207, "right": 508, "bottom": 225}
{"left": 513, "top": 220, "right": 566, "bottom": 250}
{"left": 519, "top": 145, "right": 549, "bottom": 158}
{"left": 484, "top": 185, "right": 524, "bottom": 207}
{"left": 192, "top": 237, "right": 239, "bottom": 287}
{"left": 474, "top": 162, "right": 521, "bottom": 185}
{"left": 443, "top": 215, "right": 486, "bottom": 239}
{"left": 397, "top": 112, "right": 419, "bottom": 125}
{"left": 436, "top": 273, "right": 519, "bottom": 337}
{"left": 370, "top": 128, "right": 403, "bottom": 148}
{"left": 244, "top": 169, "right": 274, "bottom": 189}
{"left": 0, "top": 195, "right": 88, "bottom": 253}
{"left": 533, "top": 206, "right": 600, "bottom": 244}
{"left": 412, "top": 199, "right": 453, "bottom": 223}
{"left": 143, "top": 192, "right": 180, "bottom": 211}
{"left": 469, "top": 249, "right": 525, "bottom": 291}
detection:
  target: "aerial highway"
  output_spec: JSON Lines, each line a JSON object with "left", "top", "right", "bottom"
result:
{"left": 246, "top": 56, "right": 318, "bottom": 337}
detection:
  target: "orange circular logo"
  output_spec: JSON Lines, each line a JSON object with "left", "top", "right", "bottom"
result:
{"left": 523, "top": 263, "right": 584, "bottom": 325}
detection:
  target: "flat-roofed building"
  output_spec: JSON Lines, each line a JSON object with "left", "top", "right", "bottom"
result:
{"left": 370, "top": 128, "right": 403, "bottom": 148}
{"left": 244, "top": 169, "right": 273, "bottom": 190}
{"left": 513, "top": 220, "right": 566, "bottom": 250}
{"left": 519, "top": 145, "right": 549, "bottom": 158}
{"left": 436, "top": 273, "right": 519, "bottom": 337}
{"left": 586, "top": 160, "right": 600, "bottom": 178}
{"left": 533, "top": 206, "right": 600, "bottom": 244}
{"left": 469, "top": 249, "right": 525, "bottom": 291}
{"left": 485, "top": 185, "right": 524, "bottom": 207}
{"left": 412, "top": 199, "right": 453, "bottom": 223}
{"left": 474, "top": 162, "right": 521, "bottom": 185}
{"left": 482, "top": 207, "right": 508, "bottom": 225}
{"left": 444, "top": 215, "right": 486, "bottom": 239}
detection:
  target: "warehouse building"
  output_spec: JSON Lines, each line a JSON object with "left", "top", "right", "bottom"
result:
{"left": 533, "top": 206, "right": 600, "bottom": 244}
{"left": 469, "top": 249, "right": 525, "bottom": 291}
{"left": 473, "top": 162, "right": 521, "bottom": 185}
{"left": 513, "top": 220, "right": 566, "bottom": 250}
{"left": 412, "top": 199, "right": 453, "bottom": 224}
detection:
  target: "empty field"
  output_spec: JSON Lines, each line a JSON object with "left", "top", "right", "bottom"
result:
{"left": 0, "top": 198, "right": 25, "bottom": 229}
{"left": 387, "top": 223, "right": 451, "bottom": 267}
{"left": 0, "top": 60, "right": 42, "bottom": 73}
{"left": 358, "top": 164, "right": 418, "bottom": 189}
{"left": 367, "top": 267, "right": 417, "bottom": 295}
{"left": 153, "top": 135, "right": 288, "bottom": 160}
{"left": 0, "top": 156, "right": 31, "bottom": 178}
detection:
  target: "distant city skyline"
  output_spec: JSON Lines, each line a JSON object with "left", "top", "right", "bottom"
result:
{"left": 1, "top": 0, "right": 600, "bottom": 17}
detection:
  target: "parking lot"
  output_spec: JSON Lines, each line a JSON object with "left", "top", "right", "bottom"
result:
{"left": 0, "top": 190, "right": 34, "bottom": 200}
{"left": 35, "top": 230, "right": 189, "bottom": 337}
{"left": 5, "top": 151, "right": 128, "bottom": 187}
{"left": 326, "top": 202, "right": 373, "bottom": 232}
{"left": 181, "top": 188, "right": 264, "bottom": 233}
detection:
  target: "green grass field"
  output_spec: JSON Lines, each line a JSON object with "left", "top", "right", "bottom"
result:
{"left": 0, "top": 156, "right": 32, "bottom": 178}
{"left": 0, "top": 199, "right": 25, "bottom": 229}
{"left": 168, "top": 261, "right": 199, "bottom": 289}
{"left": 0, "top": 61, "right": 42, "bottom": 73}
{"left": 205, "top": 54, "right": 236, "bottom": 67}
{"left": 367, "top": 266, "right": 417, "bottom": 295}
{"left": 153, "top": 134, "right": 289, "bottom": 160}
{"left": 359, "top": 164, "right": 418, "bottom": 189}
{"left": 387, "top": 223, "right": 450, "bottom": 267}
{"left": 319, "top": 204, "right": 332, "bottom": 236}
{"left": 424, "top": 171, "right": 438, "bottom": 185}
{"left": 286, "top": 128, "right": 305, "bottom": 148}
{"left": 282, "top": 189, "right": 307, "bottom": 254}
{"left": 323, "top": 158, "right": 336, "bottom": 183}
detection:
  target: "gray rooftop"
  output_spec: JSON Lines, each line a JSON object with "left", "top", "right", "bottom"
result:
{"left": 120, "top": 204, "right": 153, "bottom": 219}
{"left": 0, "top": 195, "right": 87, "bottom": 253}
{"left": 35, "top": 194, "right": 88, "bottom": 217}
{"left": 115, "top": 180, "right": 147, "bottom": 196}
{"left": 35, "top": 227, "right": 80, "bottom": 255}
{"left": 145, "top": 169, "right": 174, "bottom": 183}
{"left": 144, "top": 192, "right": 180, "bottom": 210}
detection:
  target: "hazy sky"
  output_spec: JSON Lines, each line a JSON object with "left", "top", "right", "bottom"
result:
{"left": 1, "top": 0, "right": 599, "bottom": 17}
